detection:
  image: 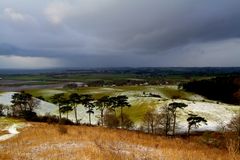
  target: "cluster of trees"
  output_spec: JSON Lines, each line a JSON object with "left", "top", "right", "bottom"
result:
{"left": 0, "top": 104, "right": 6, "bottom": 116}
{"left": 1, "top": 91, "right": 238, "bottom": 138}
{"left": 0, "top": 91, "right": 208, "bottom": 136}
{"left": 142, "top": 102, "right": 208, "bottom": 136}
{"left": 50, "top": 93, "right": 131, "bottom": 127}
{"left": 5, "top": 91, "right": 40, "bottom": 120}
{"left": 182, "top": 76, "right": 240, "bottom": 105}
{"left": 86, "top": 79, "right": 148, "bottom": 87}
{"left": 86, "top": 79, "right": 173, "bottom": 87}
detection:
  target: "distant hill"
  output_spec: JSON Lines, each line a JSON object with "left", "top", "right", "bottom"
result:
{"left": 182, "top": 76, "right": 240, "bottom": 105}
{"left": 1, "top": 67, "right": 240, "bottom": 76}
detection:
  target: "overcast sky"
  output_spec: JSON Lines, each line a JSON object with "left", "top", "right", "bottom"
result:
{"left": 0, "top": 0, "right": 240, "bottom": 69}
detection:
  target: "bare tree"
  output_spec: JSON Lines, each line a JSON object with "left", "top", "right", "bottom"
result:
{"left": 0, "top": 104, "right": 5, "bottom": 116}
{"left": 160, "top": 105, "right": 174, "bottom": 136}
{"left": 104, "top": 109, "right": 119, "bottom": 128}
{"left": 142, "top": 109, "right": 156, "bottom": 134}
{"left": 227, "top": 113, "right": 240, "bottom": 137}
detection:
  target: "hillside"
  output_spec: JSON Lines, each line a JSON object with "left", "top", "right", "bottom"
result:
{"left": 0, "top": 122, "right": 238, "bottom": 160}
{"left": 0, "top": 86, "right": 239, "bottom": 133}
{"left": 182, "top": 76, "right": 240, "bottom": 105}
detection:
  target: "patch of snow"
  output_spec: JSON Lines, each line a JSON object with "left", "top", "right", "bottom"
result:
{"left": 98, "top": 141, "right": 163, "bottom": 160}
{"left": 187, "top": 94, "right": 205, "bottom": 101}
{"left": 35, "top": 100, "right": 58, "bottom": 116}
{"left": 156, "top": 99, "right": 239, "bottom": 133}
{"left": 0, "top": 92, "right": 17, "bottom": 105}
{"left": 31, "top": 141, "right": 88, "bottom": 153}
{"left": 1, "top": 92, "right": 239, "bottom": 132}
{"left": 0, "top": 123, "right": 24, "bottom": 141}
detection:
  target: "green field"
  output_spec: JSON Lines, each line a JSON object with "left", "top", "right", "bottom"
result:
{"left": 27, "top": 85, "right": 195, "bottom": 99}
{"left": 23, "top": 85, "right": 201, "bottom": 123}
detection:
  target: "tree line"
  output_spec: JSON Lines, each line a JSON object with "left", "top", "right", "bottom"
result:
{"left": 142, "top": 102, "right": 207, "bottom": 136}
{"left": 1, "top": 91, "right": 210, "bottom": 136}
{"left": 181, "top": 76, "right": 240, "bottom": 105}
{"left": 49, "top": 93, "right": 131, "bottom": 127}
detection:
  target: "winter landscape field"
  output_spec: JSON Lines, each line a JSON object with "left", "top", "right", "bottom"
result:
{"left": 0, "top": 68, "right": 239, "bottom": 160}
{"left": 1, "top": 1, "right": 240, "bottom": 159}
{"left": 0, "top": 85, "right": 239, "bottom": 132}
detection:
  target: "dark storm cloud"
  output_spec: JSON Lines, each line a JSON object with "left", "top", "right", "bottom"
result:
{"left": 0, "top": 0, "right": 240, "bottom": 68}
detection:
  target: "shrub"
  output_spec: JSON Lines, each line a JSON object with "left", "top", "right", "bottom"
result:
{"left": 45, "top": 115, "right": 59, "bottom": 124}
{"left": 104, "top": 112, "right": 119, "bottom": 128}
{"left": 201, "top": 132, "right": 225, "bottom": 148}
{"left": 59, "top": 118, "right": 74, "bottom": 125}
{"left": 20, "top": 111, "right": 38, "bottom": 121}
{"left": 227, "top": 114, "right": 240, "bottom": 137}
{"left": 121, "top": 113, "right": 134, "bottom": 129}
{"left": 58, "top": 125, "right": 68, "bottom": 135}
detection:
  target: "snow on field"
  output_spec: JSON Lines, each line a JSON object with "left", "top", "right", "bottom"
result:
{"left": 35, "top": 101, "right": 58, "bottom": 116}
{"left": 0, "top": 124, "right": 20, "bottom": 141}
{"left": 187, "top": 94, "right": 205, "bottom": 101}
{"left": 0, "top": 91, "right": 239, "bottom": 132}
{"left": 0, "top": 92, "right": 16, "bottom": 105}
{"left": 0, "top": 92, "right": 100, "bottom": 124}
{"left": 156, "top": 99, "right": 239, "bottom": 132}
{"left": 0, "top": 120, "right": 27, "bottom": 141}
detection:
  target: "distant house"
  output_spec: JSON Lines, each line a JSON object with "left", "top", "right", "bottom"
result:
{"left": 63, "top": 82, "right": 88, "bottom": 89}
{"left": 75, "top": 82, "right": 88, "bottom": 87}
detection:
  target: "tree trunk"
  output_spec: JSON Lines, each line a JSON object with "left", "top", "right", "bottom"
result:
{"left": 19, "top": 104, "right": 23, "bottom": 112}
{"left": 58, "top": 105, "right": 61, "bottom": 120}
{"left": 173, "top": 113, "right": 176, "bottom": 136}
{"left": 120, "top": 107, "right": 123, "bottom": 127}
{"left": 89, "top": 112, "right": 91, "bottom": 125}
{"left": 74, "top": 106, "right": 78, "bottom": 124}
{"left": 151, "top": 120, "right": 154, "bottom": 134}
{"left": 147, "top": 122, "right": 150, "bottom": 133}
{"left": 101, "top": 110, "right": 104, "bottom": 126}
{"left": 165, "top": 113, "right": 169, "bottom": 136}
{"left": 187, "top": 125, "right": 191, "bottom": 137}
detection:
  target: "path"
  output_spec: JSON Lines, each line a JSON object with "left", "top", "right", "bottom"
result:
{"left": 0, "top": 124, "right": 20, "bottom": 141}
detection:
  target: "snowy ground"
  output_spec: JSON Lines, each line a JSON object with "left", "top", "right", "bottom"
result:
{"left": 0, "top": 92, "right": 100, "bottom": 124}
{"left": 0, "top": 117, "right": 27, "bottom": 142}
{"left": 0, "top": 91, "right": 239, "bottom": 132}
{"left": 0, "top": 124, "right": 21, "bottom": 141}
{"left": 155, "top": 99, "right": 239, "bottom": 132}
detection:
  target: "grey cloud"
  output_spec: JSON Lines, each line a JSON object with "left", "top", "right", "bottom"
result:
{"left": 0, "top": 0, "right": 240, "bottom": 68}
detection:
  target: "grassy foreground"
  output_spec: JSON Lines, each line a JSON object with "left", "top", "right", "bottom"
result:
{"left": 0, "top": 123, "right": 239, "bottom": 160}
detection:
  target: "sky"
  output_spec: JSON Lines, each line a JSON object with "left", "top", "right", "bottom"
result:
{"left": 0, "top": 0, "right": 240, "bottom": 69}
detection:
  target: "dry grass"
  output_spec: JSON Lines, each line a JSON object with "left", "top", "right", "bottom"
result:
{"left": 0, "top": 123, "right": 239, "bottom": 160}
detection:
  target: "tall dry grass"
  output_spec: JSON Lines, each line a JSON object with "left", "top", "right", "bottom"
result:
{"left": 0, "top": 123, "right": 239, "bottom": 160}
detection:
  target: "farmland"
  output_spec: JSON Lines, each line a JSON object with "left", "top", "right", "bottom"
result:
{"left": 0, "top": 68, "right": 239, "bottom": 160}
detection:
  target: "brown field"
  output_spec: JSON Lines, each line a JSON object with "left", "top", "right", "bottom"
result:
{"left": 0, "top": 123, "right": 239, "bottom": 160}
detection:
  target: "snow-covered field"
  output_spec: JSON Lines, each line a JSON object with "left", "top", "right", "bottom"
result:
{"left": 157, "top": 99, "right": 239, "bottom": 132}
{"left": 0, "top": 91, "right": 239, "bottom": 133}
{"left": 0, "top": 92, "right": 100, "bottom": 124}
